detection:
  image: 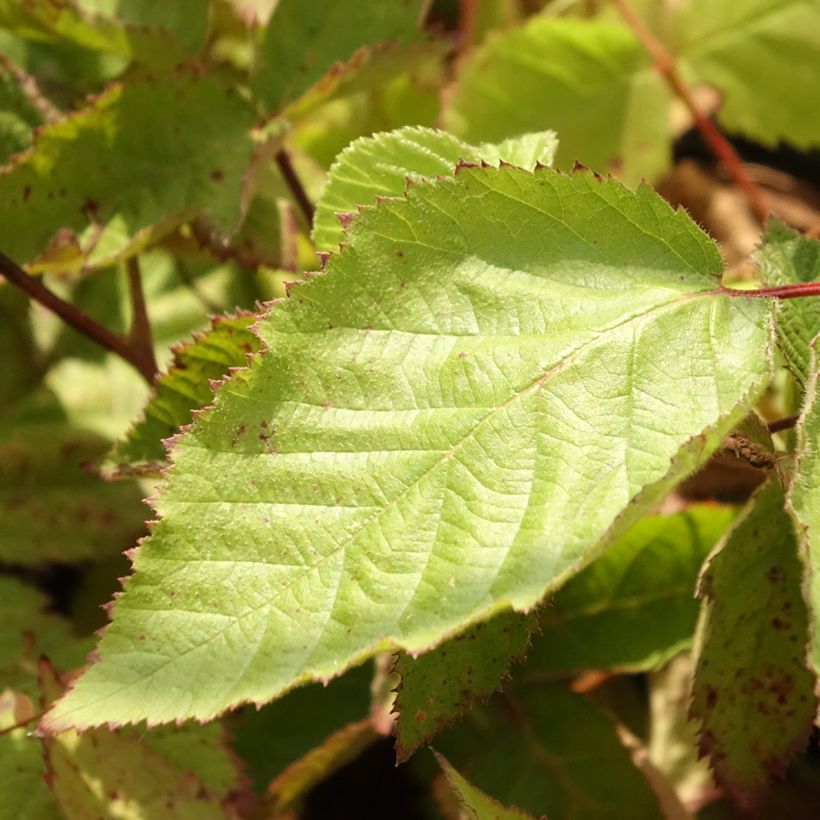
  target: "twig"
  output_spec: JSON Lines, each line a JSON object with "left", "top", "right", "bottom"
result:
{"left": 0, "top": 54, "right": 61, "bottom": 125}
{"left": 275, "top": 148, "right": 315, "bottom": 226}
{"left": 0, "top": 250, "right": 155, "bottom": 383}
{"left": 126, "top": 256, "right": 158, "bottom": 378}
{"left": 611, "top": 0, "right": 769, "bottom": 223}
{"left": 721, "top": 282, "right": 820, "bottom": 300}
{"left": 767, "top": 414, "right": 799, "bottom": 434}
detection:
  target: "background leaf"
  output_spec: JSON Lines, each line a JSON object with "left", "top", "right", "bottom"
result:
{"left": 690, "top": 480, "right": 815, "bottom": 804}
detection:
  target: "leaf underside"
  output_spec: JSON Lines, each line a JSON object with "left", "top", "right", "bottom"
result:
{"left": 44, "top": 165, "right": 771, "bottom": 730}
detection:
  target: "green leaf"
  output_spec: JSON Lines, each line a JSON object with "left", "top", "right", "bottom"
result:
{"left": 231, "top": 663, "right": 372, "bottom": 791}
{"left": 0, "top": 0, "right": 209, "bottom": 71}
{"left": 674, "top": 0, "right": 820, "bottom": 148}
{"left": 0, "top": 61, "right": 44, "bottom": 166}
{"left": 529, "top": 504, "right": 735, "bottom": 675}
{"left": 313, "top": 125, "right": 557, "bottom": 250}
{"left": 38, "top": 662, "right": 251, "bottom": 820}
{"left": 434, "top": 751, "right": 535, "bottom": 820}
{"left": 0, "top": 393, "right": 146, "bottom": 565}
{"left": 44, "top": 165, "right": 772, "bottom": 730}
{"left": 436, "top": 684, "right": 661, "bottom": 819}
{"left": 105, "top": 313, "right": 263, "bottom": 477}
{"left": 0, "top": 577, "right": 92, "bottom": 697}
{"left": 394, "top": 610, "right": 536, "bottom": 763}
{"left": 757, "top": 221, "right": 820, "bottom": 385}
{"left": 252, "top": 0, "right": 428, "bottom": 114}
{"left": 442, "top": 17, "right": 670, "bottom": 184}
{"left": 690, "top": 480, "right": 815, "bottom": 803}
{"left": 788, "top": 340, "right": 820, "bottom": 679}
{"left": 0, "top": 72, "right": 255, "bottom": 268}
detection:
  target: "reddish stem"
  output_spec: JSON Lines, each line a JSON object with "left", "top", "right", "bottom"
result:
{"left": 767, "top": 414, "right": 799, "bottom": 434}
{"left": 611, "top": 0, "right": 769, "bottom": 223}
{"left": 126, "top": 256, "right": 158, "bottom": 378}
{"left": 0, "top": 250, "right": 155, "bottom": 383}
{"left": 275, "top": 148, "right": 315, "bottom": 226}
{"left": 721, "top": 282, "right": 820, "bottom": 300}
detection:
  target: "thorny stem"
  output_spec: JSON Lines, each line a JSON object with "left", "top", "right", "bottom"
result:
{"left": 275, "top": 148, "right": 315, "bottom": 226}
{"left": 126, "top": 256, "right": 158, "bottom": 378}
{"left": 0, "top": 250, "right": 156, "bottom": 383}
{"left": 611, "top": 0, "right": 769, "bottom": 223}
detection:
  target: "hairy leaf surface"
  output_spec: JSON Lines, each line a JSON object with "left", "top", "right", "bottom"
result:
{"left": 44, "top": 165, "right": 772, "bottom": 730}
{"left": 530, "top": 505, "right": 735, "bottom": 675}
{"left": 442, "top": 18, "right": 669, "bottom": 184}
{"left": 252, "top": 0, "right": 427, "bottom": 113}
{"left": 313, "top": 125, "right": 557, "bottom": 250}
{"left": 691, "top": 481, "right": 815, "bottom": 802}
{"left": 758, "top": 221, "right": 820, "bottom": 385}
{"left": 0, "top": 73, "right": 255, "bottom": 267}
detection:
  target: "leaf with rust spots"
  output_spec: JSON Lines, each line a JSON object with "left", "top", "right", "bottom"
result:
{"left": 691, "top": 480, "right": 815, "bottom": 807}
{"left": 394, "top": 609, "right": 536, "bottom": 762}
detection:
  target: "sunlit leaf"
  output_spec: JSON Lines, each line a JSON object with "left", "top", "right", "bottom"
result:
{"left": 44, "top": 164, "right": 771, "bottom": 730}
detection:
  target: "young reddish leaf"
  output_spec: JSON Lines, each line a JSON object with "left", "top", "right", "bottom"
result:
{"left": 393, "top": 610, "right": 536, "bottom": 763}
{"left": 690, "top": 480, "right": 815, "bottom": 807}
{"left": 434, "top": 751, "right": 537, "bottom": 820}
{"left": 43, "top": 165, "right": 771, "bottom": 731}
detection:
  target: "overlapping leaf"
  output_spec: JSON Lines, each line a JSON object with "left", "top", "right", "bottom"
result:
{"left": 313, "top": 125, "right": 557, "bottom": 250}
{"left": 252, "top": 0, "right": 428, "bottom": 114}
{"left": 529, "top": 505, "right": 735, "bottom": 675}
{"left": 442, "top": 17, "right": 670, "bottom": 184}
{"left": 757, "top": 221, "right": 820, "bottom": 385}
{"left": 44, "top": 165, "right": 772, "bottom": 731}
{"left": 691, "top": 481, "right": 815, "bottom": 803}
{"left": 0, "top": 72, "right": 255, "bottom": 269}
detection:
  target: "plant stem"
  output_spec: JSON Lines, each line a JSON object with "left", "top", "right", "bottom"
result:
{"left": 767, "top": 414, "right": 799, "bottom": 434}
{"left": 721, "top": 282, "right": 820, "bottom": 300}
{"left": 0, "top": 54, "right": 62, "bottom": 125}
{"left": 0, "top": 250, "right": 156, "bottom": 383}
{"left": 275, "top": 148, "right": 315, "bottom": 226}
{"left": 611, "top": 0, "right": 769, "bottom": 223}
{"left": 126, "top": 256, "right": 158, "bottom": 378}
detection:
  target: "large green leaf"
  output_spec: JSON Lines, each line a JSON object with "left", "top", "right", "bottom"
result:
{"left": 44, "top": 165, "right": 772, "bottom": 730}
{"left": 757, "top": 221, "right": 820, "bottom": 385}
{"left": 0, "top": 72, "right": 255, "bottom": 268}
{"left": 313, "top": 125, "right": 557, "bottom": 250}
{"left": 252, "top": 0, "right": 428, "bottom": 114}
{"left": 529, "top": 505, "right": 735, "bottom": 675}
{"left": 690, "top": 481, "right": 815, "bottom": 803}
{"left": 788, "top": 341, "right": 820, "bottom": 678}
{"left": 674, "top": 0, "right": 820, "bottom": 148}
{"left": 442, "top": 17, "right": 670, "bottom": 184}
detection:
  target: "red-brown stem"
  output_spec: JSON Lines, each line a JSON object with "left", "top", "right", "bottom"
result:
{"left": 611, "top": 0, "right": 769, "bottom": 223}
{"left": 721, "top": 282, "right": 820, "bottom": 300}
{"left": 767, "top": 414, "right": 799, "bottom": 434}
{"left": 0, "top": 54, "right": 61, "bottom": 125}
{"left": 0, "top": 250, "right": 155, "bottom": 383}
{"left": 275, "top": 148, "right": 315, "bottom": 226}
{"left": 126, "top": 256, "right": 158, "bottom": 378}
